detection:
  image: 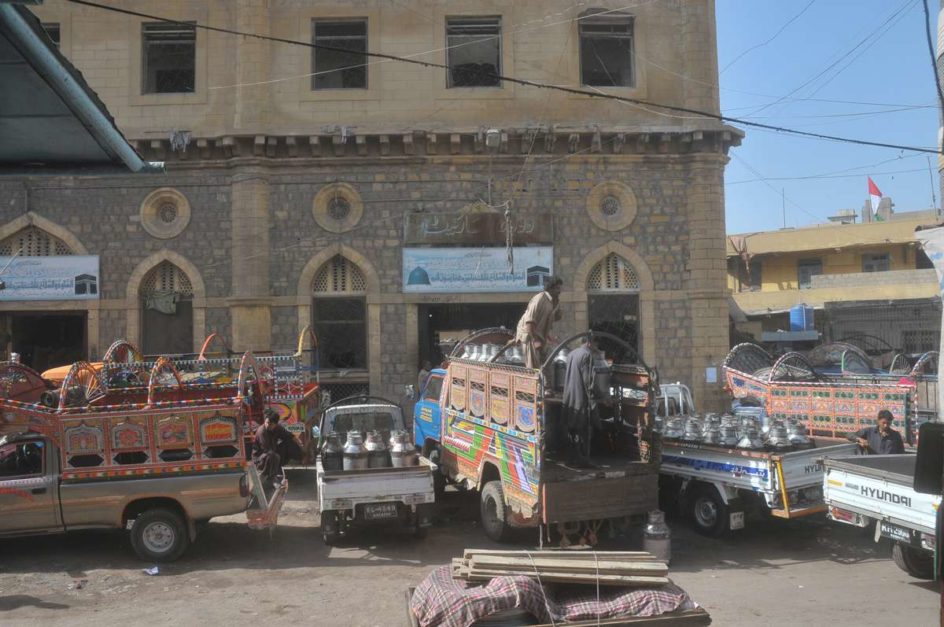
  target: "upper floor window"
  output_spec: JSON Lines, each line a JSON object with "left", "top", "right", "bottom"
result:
{"left": 579, "top": 10, "right": 634, "bottom": 87}
{"left": 312, "top": 19, "right": 368, "bottom": 90}
{"left": 862, "top": 253, "right": 891, "bottom": 273}
{"left": 42, "top": 23, "right": 61, "bottom": 48}
{"left": 446, "top": 16, "right": 501, "bottom": 88}
{"left": 747, "top": 260, "right": 763, "bottom": 292}
{"left": 797, "top": 258, "right": 822, "bottom": 289}
{"left": 142, "top": 22, "right": 196, "bottom": 94}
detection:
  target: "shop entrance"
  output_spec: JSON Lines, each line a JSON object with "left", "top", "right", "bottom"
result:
{"left": 418, "top": 302, "right": 525, "bottom": 367}
{"left": 2, "top": 312, "right": 87, "bottom": 373}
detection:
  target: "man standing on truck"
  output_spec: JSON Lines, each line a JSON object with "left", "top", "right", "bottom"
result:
{"left": 852, "top": 409, "right": 905, "bottom": 455}
{"left": 561, "top": 335, "right": 601, "bottom": 467}
{"left": 515, "top": 275, "right": 563, "bottom": 368}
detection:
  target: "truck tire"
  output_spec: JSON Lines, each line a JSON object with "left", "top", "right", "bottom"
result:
{"left": 130, "top": 508, "right": 190, "bottom": 562}
{"left": 892, "top": 542, "right": 934, "bottom": 579}
{"left": 690, "top": 485, "right": 730, "bottom": 537}
{"left": 321, "top": 510, "right": 341, "bottom": 546}
{"left": 480, "top": 481, "right": 513, "bottom": 543}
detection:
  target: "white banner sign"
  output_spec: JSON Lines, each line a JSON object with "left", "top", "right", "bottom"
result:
{"left": 403, "top": 247, "right": 553, "bottom": 293}
{"left": 0, "top": 255, "right": 100, "bottom": 301}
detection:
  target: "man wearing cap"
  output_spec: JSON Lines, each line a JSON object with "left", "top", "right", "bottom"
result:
{"left": 852, "top": 409, "right": 905, "bottom": 455}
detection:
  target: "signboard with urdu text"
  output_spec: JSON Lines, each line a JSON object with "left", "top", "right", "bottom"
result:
{"left": 403, "top": 247, "right": 553, "bottom": 293}
{"left": 0, "top": 255, "right": 100, "bottom": 301}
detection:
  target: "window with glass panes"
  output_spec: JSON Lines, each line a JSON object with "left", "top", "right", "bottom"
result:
{"left": 446, "top": 17, "right": 501, "bottom": 87}
{"left": 312, "top": 19, "right": 368, "bottom": 90}
{"left": 142, "top": 22, "right": 196, "bottom": 94}
{"left": 579, "top": 11, "right": 634, "bottom": 87}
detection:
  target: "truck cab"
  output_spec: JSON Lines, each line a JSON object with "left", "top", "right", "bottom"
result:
{"left": 413, "top": 368, "right": 447, "bottom": 455}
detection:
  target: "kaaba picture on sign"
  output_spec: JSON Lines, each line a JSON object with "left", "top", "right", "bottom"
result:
{"left": 526, "top": 266, "right": 550, "bottom": 287}
{"left": 74, "top": 273, "right": 98, "bottom": 295}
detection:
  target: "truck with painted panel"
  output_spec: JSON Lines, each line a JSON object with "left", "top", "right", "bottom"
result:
{"left": 413, "top": 329, "right": 659, "bottom": 543}
{"left": 822, "top": 454, "right": 940, "bottom": 579}
{"left": 656, "top": 382, "right": 859, "bottom": 536}
{"left": 0, "top": 353, "right": 285, "bottom": 562}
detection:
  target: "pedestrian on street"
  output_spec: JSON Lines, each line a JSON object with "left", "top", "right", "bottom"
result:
{"left": 852, "top": 409, "right": 905, "bottom": 455}
{"left": 560, "top": 335, "right": 602, "bottom": 467}
{"left": 514, "top": 275, "right": 563, "bottom": 369}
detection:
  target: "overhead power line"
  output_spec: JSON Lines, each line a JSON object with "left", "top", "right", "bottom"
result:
{"left": 721, "top": 0, "right": 817, "bottom": 74}
{"left": 66, "top": 0, "right": 943, "bottom": 156}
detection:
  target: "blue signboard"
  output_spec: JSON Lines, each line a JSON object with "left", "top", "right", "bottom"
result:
{"left": 403, "top": 247, "right": 554, "bottom": 293}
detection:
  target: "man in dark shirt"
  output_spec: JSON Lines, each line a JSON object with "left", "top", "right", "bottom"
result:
{"left": 853, "top": 409, "right": 905, "bottom": 455}
{"left": 251, "top": 409, "right": 303, "bottom": 486}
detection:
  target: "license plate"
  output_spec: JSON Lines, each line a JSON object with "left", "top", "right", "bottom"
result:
{"left": 879, "top": 521, "right": 915, "bottom": 544}
{"left": 363, "top": 503, "right": 399, "bottom": 521}
{"left": 730, "top": 511, "right": 745, "bottom": 531}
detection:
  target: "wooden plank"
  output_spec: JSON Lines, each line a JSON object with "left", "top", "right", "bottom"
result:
{"left": 468, "top": 555, "right": 669, "bottom": 576}
{"left": 459, "top": 570, "right": 669, "bottom": 587}
{"left": 463, "top": 549, "right": 658, "bottom": 561}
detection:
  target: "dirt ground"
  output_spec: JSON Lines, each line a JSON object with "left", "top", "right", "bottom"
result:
{"left": 0, "top": 469, "right": 937, "bottom": 626}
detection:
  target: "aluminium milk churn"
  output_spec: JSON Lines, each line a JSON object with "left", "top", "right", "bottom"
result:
{"left": 365, "top": 430, "right": 391, "bottom": 468}
{"left": 322, "top": 432, "right": 344, "bottom": 471}
{"left": 342, "top": 432, "right": 369, "bottom": 471}
{"left": 643, "top": 509, "right": 672, "bottom": 564}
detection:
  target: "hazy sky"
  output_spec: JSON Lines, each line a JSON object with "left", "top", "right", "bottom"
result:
{"left": 716, "top": 0, "right": 940, "bottom": 234}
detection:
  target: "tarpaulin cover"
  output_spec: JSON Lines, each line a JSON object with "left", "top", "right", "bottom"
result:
{"left": 410, "top": 565, "right": 694, "bottom": 627}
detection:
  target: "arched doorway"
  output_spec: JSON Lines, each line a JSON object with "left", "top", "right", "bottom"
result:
{"left": 587, "top": 253, "right": 641, "bottom": 358}
{"left": 312, "top": 254, "right": 369, "bottom": 399}
{"left": 140, "top": 261, "right": 194, "bottom": 355}
{"left": 0, "top": 226, "right": 86, "bottom": 371}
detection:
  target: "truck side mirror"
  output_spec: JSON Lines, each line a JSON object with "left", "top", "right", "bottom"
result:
{"left": 404, "top": 384, "right": 416, "bottom": 400}
{"left": 914, "top": 422, "right": 944, "bottom": 494}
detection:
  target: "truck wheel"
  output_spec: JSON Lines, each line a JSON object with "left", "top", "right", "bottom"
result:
{"left": 480, "top": 481, "right": 513, "bottom": 543}
{"left": 130, "top": 508, "right": 190, "bottom": 562}
{"left": 321, "top": 510, "right": 341, "bottom": 546}
{"left": 690, "top": 485, "right": 730, "bottom": 537}
{"left": 892, "top": 542, "right": 934, "bottom": 579}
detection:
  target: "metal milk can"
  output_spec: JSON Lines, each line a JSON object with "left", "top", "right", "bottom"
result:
{"left": 365, "top": 430, "right": 390, "bottom": 468}
{"left": 342, "top": 432, "right": 369, "bottom": 471}
{"left": 322, "top": 432, "right": 344, "bottom": 471}
{"left": 389, "top": 430, "right": 418, "bottom": 468}
{"left": 643, "top": 509, "right": 672, "bottom": 564}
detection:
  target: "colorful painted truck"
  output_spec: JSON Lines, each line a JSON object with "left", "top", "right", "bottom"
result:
{"left": 413, "top": 329, "right": 659, "bottom": 543}
{"left": 0, "top": 353, "right": 285, "bottom": 561}
{"left": 723, "top": 343, "right": 938, "bottom": 443}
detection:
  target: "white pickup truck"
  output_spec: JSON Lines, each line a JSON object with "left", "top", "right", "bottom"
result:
{"left": 314, "top": 396, "right": 436, "bottom": 545}
{"left": 657, "top": 383, "right": 859, "bottom": 536}
{"left": 823, "top": 454, "right": 940, "bottom": 579}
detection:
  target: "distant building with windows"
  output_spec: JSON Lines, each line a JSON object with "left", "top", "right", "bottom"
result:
{"left": 3, "top": 1, "right": 741, "bottom": 409}
{"left": 727, "top": 203, "right": 941, "bottom": 357}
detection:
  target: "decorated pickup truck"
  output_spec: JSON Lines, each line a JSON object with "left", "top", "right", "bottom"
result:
{"left": 0, "top": 352, "right": 285, "bottom": 561}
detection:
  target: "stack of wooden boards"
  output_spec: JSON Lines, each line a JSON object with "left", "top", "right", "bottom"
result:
{"left": 452, "top": 549, "right": 670, "bottom": 587}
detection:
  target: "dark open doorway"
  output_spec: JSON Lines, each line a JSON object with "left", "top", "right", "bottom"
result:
{"left": 4, "top": 311, "right": 86, "bottom": 373}
{"left": 418, "top": 302, "right": 525, "bottom": 367}
{"left": 142, "top": 299, "right": 193, "bottom": 356}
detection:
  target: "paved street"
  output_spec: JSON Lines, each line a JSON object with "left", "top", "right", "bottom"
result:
{"left": 0, "top": 470, "right": 936, "bottom": 626}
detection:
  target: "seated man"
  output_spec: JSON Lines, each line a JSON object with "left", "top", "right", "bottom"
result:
{"left": 251, "top": 409, "right": 303, "bottom": 487}
{"left": 852, "top": 409, "right": 905, "bottom": 455}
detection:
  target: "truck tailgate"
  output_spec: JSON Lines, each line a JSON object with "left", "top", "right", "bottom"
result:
{"left": 777, "top": 442, "right": 859, "bottom": 490}
{"left": 823, "top": 455, "right": 940, "bottom": 534}
{"left": 541, "top": 473, "right": 657, "bottom": 525}
{"left": 318, "top": 459, "right": 435, "bottom": 506}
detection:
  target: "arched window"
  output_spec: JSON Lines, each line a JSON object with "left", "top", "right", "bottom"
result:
{"left": 140, "top": 261, "right": 194, "bottom": 355}
{"left": 312, "top": 255, "right": 368, "bottom": 373}
{"left": 587, "top": 253, "right": 640, "bottom": 357}
{"left": 0, "top": 226, "right": 71, "bottom": 256}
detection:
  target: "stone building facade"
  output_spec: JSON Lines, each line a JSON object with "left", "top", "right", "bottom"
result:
{"left": 3, "top": 0, "right": 739, "bottom": 409}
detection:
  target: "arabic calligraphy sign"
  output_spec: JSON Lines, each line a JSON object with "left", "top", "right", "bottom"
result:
{"left": 403, "top": 246, "right": 554, "bottom": 293}
{"left": 403, "top": 212, "right": 553, "bottom": 245}
{"left": 0, "top": 255, "right": 99, "bottom": 301}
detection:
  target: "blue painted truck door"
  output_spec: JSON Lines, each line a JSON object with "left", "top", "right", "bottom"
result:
{"left": 414, "top": 369, "right": 446, "bottom": 449}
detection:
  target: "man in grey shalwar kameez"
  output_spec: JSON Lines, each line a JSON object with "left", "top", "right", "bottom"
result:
{"left": 561, "top": 336, "right": 600, "bottom": 467}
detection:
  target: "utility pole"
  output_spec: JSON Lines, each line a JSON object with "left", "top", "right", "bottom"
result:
{"left": 781, "top": 189, "right": 786, "bottom": 229}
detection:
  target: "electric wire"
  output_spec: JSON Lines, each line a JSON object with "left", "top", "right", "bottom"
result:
{"left": 721, "top": 0, "right": 817, "bottom": 74}
{"left": 64, "top": 0, "right": 944, "bottom": 156}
